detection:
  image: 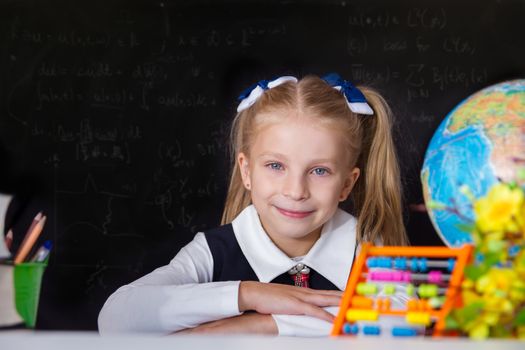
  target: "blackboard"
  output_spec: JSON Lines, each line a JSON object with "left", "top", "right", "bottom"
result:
{"left": 1, "top": 0, "right": 524, "bottom": 330}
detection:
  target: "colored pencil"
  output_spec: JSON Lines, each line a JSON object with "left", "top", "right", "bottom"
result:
{"left": 14, "top": 215, "right": 47, "bottom": 264}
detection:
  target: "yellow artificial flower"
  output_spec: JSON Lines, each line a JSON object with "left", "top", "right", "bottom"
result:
{"left": 474, "top": 183, "right": 524, "bottom": 234}
{"left": 476, "top": 268, "right": 515, "bottom": 294}
{"left": 469, "top": 322, "right": 489, "bottom": 339}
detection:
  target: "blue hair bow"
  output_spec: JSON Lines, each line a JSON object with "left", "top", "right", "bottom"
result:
{"left": 322, "top": 73, "right": 374, "bottom": 115}
{"left": 236, "top": 76, "right": 298, "bottom": 112}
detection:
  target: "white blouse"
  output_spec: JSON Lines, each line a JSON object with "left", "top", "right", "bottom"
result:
{"left": 97, "top": 205, "right": 410, "bottom": 337}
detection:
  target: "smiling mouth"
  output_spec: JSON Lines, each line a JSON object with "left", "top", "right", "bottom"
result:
{"left": 275, "top": 207, "right": 315, "bottom": 219}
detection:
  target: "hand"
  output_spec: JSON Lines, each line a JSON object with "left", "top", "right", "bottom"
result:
{"left": 174, "top": 312, "right": 277, "bottom": 335}
{"left": 238, "top": 281, "right": 342, "bottom": 323}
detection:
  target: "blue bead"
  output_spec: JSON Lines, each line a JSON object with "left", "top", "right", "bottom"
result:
{"left": 394, "top": 257, "right": 407, "bottom": 269}
{"left": 343, "top": 322, "right": 358, "bottom": 334}
{"left": 447, "top": 258, "right": 455, "bottom": 272}
{"left": 379, "top": 257, "right": 391, "bottom": 268}
{"left": 410, "top": 258, "right": 418, "bottom": 271}
{"left": 366, "top": 257, "right": 377, "bottom": 268}
{"left": 363, "top": 325, "right": 381, "bottom": 335}
{"left": 418, "top": 258, "right": 428, "bottom": 272}
{"left": 392, "top": 327, "right": 418, "bottom": 337}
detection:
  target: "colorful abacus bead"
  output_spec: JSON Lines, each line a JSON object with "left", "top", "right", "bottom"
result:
{"left": 428, "top": 270, "right": 442, "bottom": 283}
{"left": 369, "top": 270, "right": 411, "bottom": 282}
{"left": 367, "top": 257, "right": 386, "bottom": 268}
{"left": 356, "top": 283, "right": 377, "bottom": 295}
{"left": 351, "top": 296, "right": 374, "bottom": 308}
{"left": 394, "top": 257, "right": 407, "bottom": 269}
{"left": 363, "top": 325, "right": 381, "bottom": 335}
{"left": 376, "top": 298, "right": 391, "bottom": 311}
{"left": 410, "top": 258, "right": 419, "bottom": 271}
{"left": 418, "top": 258, "right": 428, "bottom": 272}
{"left": 407, "top": 299, "right": 419, "bottom": 311}
{"left": 418, "top": 284, "right": 438, "bottom": 297}
{"left": 342, "top": 322, "right": 359, "bottom": 335}
{"left": 392, "top": 326, "right": 419, "bottom": 337}
{"left": 346, "top": 309, "right": 379, "bottom": 322}
{"left": 383, "top": 284, "right": 396, "bottom": 295}
{"left": 406, "top": 312, "right": 431, "bottom": 326}
{"left": 428, "top": 296, "right": 445, "bottom": 309}
{"left": 406, "top": 284, "right": 415, "bottom": 296}
{"left": 447, "top": 258, "right": 455, "bottom": 272}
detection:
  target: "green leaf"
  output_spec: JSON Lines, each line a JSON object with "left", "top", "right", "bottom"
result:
{"left": 454, "top": 302, "right": 485, "bottom": 327}
{"left": 484, "top": 251, "right": 504, "bottom": 266}
{"left": 445, "top": 313, "right": 460, "bottom": 330}
{"left": 514, "top": 307, "right": 525, "bottom": 326}
{"left": 491, "top": 325, "right": 512, "bottom": 338}
{"left": 465, "top": 265, "right": 488, "bottom": 280}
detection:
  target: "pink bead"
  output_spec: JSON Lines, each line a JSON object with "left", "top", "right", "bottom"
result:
{"left": 428, "top": 270, "right": 442, "bottom": 283}
{"left": 402, "top": 271, "right": 411, "bottom": 282}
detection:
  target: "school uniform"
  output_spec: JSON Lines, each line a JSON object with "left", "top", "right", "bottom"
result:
{"left": 98, "top": 205, "right": 409, "bottom": 336}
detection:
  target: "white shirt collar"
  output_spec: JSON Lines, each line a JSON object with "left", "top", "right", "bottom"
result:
{"left": 231, "top": 205, "right": 357, "bottom": 290}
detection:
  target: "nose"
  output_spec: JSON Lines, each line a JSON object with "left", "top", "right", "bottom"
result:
{"left": 282, "top": 172, "right": 309, "bottom": 201}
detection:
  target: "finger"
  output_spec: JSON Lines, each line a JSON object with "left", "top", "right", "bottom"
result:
{"left": 300, "top": 303, "right": 336, "bottom": 323}
{"left": 300, "top": 293, "right": 342, "bottom": 307}
{"left": 295, "top": 287, "right": 343, "bottom": 296}
{"left": 313, "top": 289, "right": 344, "bottom": 297}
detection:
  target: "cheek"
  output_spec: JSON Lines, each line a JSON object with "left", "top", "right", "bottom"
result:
{"left": 312, "top": 178, "right": 346, "bottom": 200}
{"left": 250, "top": 171, "right": 276, "bottom": 195}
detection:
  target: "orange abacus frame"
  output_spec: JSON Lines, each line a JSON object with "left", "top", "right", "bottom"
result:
{"left": 331, "top": 243, "right": 473, "bottom": 337}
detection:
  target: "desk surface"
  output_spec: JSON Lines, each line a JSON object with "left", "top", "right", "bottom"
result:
{"left": 0, "top": 332, "right": 523, "bottom": 350}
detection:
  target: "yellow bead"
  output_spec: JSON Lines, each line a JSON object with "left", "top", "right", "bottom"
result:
{"left": 346, "top": 309, "right": 379, "bottom": 322}
{"left": 406, "top": 312, "right": 431, "bottom": 326}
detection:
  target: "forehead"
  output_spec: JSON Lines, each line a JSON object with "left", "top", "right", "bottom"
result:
{"left": 251, "top": 113, "right": 349, "bottom": 163}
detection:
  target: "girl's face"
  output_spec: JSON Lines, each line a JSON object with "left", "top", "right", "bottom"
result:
{"left": 238, "top": 111, "right": 360, "bottom": 257}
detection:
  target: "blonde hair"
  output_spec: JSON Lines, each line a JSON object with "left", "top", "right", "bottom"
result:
{"left": 221, "top": 75, "right": 408, "bottom": 246}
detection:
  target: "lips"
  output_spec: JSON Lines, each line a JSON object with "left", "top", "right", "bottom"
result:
{"left": 275, "top": 206, "right": 315, "bottom": 219}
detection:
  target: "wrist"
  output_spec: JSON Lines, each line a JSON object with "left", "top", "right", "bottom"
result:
{"left": 238, "top": 281, "right": 255, "bottom": 312}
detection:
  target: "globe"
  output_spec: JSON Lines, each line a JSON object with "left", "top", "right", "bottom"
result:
{"left": 421, "top": 80, "right": 525, "bottom": 247}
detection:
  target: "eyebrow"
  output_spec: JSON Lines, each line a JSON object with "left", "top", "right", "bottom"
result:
{"left": 258, "top": 152, "right": 337, "bottom": 165}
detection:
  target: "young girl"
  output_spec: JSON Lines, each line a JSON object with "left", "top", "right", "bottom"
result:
{"left": 98, "top": 73, "right": 409, "bottom": 336}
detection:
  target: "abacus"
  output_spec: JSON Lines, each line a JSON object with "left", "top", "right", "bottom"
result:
{"left": 331, "top": 243, "right": 473, "bottom": 337}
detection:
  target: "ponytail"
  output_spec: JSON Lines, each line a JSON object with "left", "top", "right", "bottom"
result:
{"left": 352, "top": 87, "right": 409, "bottom": 246}
{"left": 221, "top": 111, "right": 252, "bottom": 224}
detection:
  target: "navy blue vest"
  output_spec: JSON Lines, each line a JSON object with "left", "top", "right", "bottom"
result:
{"left": 204, "top": 224, "right": 339, "bottom": 290}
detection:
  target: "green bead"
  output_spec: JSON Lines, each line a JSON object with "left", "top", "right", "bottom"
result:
{"left": 418, "top": 284, "right": 438, "bottom": 297}
{"left": 406, "top": 284, "right": 415, "bottom": 296}
{"left": 428, "top": 296, "right": 445, "bottom": 308}
{"left": 357, "top": 283, "right": 378, "bottom": 295}
{"left": 384, "top": 284, "right": 396, "bottom": 295}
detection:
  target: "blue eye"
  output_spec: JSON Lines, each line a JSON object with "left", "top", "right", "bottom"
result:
{"left": 267, "top": 162, "right": 283, "bottom": 171}
{"left": 312, "top": 168, "right": 329, "bottom": 176}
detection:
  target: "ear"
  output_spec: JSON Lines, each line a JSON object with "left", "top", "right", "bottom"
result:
{"left": 237, "top": 152, "right": 252, "bottom": 190}
{"left": 339, "top": 167, "right": 360, "bottom": 202}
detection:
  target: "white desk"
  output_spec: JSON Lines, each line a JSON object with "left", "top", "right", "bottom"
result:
{"left": 0, "top": 332, "right": 523, "bottom": 350}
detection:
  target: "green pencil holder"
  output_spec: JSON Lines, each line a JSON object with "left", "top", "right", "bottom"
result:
{"left": 13, "top": 262, "right": 47, "bottom": 328}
